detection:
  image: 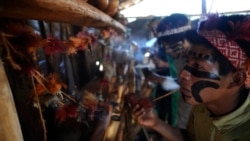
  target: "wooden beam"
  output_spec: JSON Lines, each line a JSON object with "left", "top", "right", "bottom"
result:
{"left": 0, "top": 0, "right": 126, "bottom": 33}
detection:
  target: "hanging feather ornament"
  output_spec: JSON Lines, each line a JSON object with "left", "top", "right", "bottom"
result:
{"left": 32, "top": 72, "right": 67, "bottom": 97}
{"left": 46, "top": 73, "right": 67, "bottom": 95}
{"left": 227, "top": 19, "right": 250, "bottom": 41}
{"left": 199, "top": 13, "right": 220, "bottom": 30}
{"left": 199, "top": 14, "right": 250, "bottom": 41}
{"left": 43, "top": 35, "right": 66, "bottom": 55}
{"left": 0, "top": 22, "right": 44, "bottom": 73}
{"left": 66, "top": 32, "right": 97, "bottom": 55}
{"left": 55, "top": 103, "right": 79, "bottom": 123}
{"left": 80, "top": 90, "right": 99, "bottom": 120}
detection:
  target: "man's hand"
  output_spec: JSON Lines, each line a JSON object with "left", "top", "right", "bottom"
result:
{"left": 132, "top": 105, "right": 159, "bottom": 129}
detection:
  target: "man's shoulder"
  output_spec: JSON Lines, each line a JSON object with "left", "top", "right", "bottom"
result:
{"left": 192, "top": 104, "right": 207, "bottom": 112}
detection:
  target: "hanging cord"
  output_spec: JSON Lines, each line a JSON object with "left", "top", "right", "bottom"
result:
{"left": 31, "top": 76, "right": 47, "bottom": 141}
{"left": 208, "top": 0, "right": 215, "bottom": 13}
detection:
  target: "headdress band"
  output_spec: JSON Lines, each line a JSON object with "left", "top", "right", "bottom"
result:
{"left": 157, "top": 25, "right": 191, "bottom": 37}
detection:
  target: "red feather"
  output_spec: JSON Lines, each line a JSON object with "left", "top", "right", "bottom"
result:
{"left": 237, "top": 19, "right": 250, "bottom": 41}
{"left": 44, "top": 35, "right": 66, "bottom": 55}
{"left": 55, "top": 104, "right": 79, "bottom": 122}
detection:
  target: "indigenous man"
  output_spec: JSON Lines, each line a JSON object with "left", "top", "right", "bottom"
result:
{"left": 148, "top": 13, "right": 193, "bottom": 129}
{"left": 133, "top": 14, "right": 250, "bottom": 141}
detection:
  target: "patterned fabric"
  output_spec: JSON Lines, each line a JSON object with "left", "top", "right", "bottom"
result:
{"left": 199, "top": 30, "right": 247, "bottom": 69}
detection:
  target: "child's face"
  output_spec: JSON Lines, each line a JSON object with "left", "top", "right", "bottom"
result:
{"left": 179, "top": 44, "right": 234, "bottom": 105}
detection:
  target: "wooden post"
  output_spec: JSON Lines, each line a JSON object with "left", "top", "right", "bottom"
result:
{"left": 202, "top": 0, "right": 207, "bottom": 14}
{"left": 0, "top": 59, "right": 24, "bottom": 141}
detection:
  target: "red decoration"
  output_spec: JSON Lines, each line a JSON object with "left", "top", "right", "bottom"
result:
{"left": 43, "top": 35, "right": 66, "bottom": 55}
{"left": 55, "top": 104, "right": 79, "bottom": 122}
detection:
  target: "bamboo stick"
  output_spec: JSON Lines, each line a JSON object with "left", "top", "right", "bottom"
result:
{"left": 153, "top": 90, "right": 178, "bottom": 102}
{"left": 117, "top": 84, "right": 124, "bottom": 104}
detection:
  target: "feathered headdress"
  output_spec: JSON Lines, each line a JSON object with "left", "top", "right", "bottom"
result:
{"left": 199, "top": 14, "right": 250, "bottom": 41}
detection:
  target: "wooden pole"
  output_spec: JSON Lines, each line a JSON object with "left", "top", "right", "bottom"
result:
{"left": 202, "top": 0, "right": 207, "bottom": 14}
{"left": 0, "top": 59, "right": 24, "bottom": 141}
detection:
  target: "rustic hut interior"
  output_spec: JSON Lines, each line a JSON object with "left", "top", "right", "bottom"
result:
{"left": 0, "top": 0, "right": 249, "bottom": 141}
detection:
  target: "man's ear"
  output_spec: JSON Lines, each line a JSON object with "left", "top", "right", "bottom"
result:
{"left": 231, "top": 70, "right": 246, "bottom": 87}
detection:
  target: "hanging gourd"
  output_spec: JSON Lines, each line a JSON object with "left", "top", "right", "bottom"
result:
{"left": 87, "top": 0, "right": 109, "bottom": 11}
{"left": 104, "top": 0, "right": 119, "bottom": 16}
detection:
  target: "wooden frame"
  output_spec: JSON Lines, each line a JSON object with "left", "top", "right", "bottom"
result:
{"left": 0, "top": 0, "right": 126, "bottom": 33}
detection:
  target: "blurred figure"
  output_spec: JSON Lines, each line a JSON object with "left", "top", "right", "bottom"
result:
{"left": 151, "top": 48, "right": 176, "bottom": 125}
{"left": 155, "top": 13, "right": 193, "bottom": 129}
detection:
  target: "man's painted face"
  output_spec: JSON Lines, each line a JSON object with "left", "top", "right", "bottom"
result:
{"left": 161, "top": 39, "right": 191, "bottom": 58}
{"left": 179, "top": 44, "right": 231, "bottom": 105}
{"left": 161, "top": 41, "right": 183, "bottom": 58}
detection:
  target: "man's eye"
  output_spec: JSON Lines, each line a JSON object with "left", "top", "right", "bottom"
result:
{"left": 194, "top": 63, "right": 204, "bottom": 70}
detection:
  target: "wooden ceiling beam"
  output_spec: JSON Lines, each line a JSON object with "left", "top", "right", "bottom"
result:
{"left": 0, "top": 0, "right": 126, "bottom": 33}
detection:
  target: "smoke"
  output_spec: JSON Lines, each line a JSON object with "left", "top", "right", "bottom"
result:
{"left": 161, "top": 76, "right": 180, "bottom": 91}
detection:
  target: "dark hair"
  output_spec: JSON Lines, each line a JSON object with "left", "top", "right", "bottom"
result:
{"left": 156, "top": 13, "right": 189, "bottom": 32}
{"left": 156, "top": 13, "right": 190, "bottom": 44}
{"left": 155, "top": 47, "right": 168, "bottom": 62}
{"left": 157, "top": 32, "right": 187, "bottom": 45}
